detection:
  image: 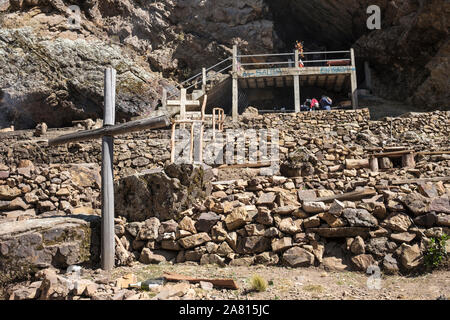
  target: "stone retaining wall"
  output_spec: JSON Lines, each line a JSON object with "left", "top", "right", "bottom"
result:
{"left": 112, "top": 166, "right": 450, "bottom": 274}
{"left": 0, "top": 109, "right": 448, "bottom": 179}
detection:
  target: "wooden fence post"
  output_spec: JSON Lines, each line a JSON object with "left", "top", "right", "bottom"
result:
{"left": 101, "top": 67, "right": 116, "bottom": 270}
{"left": 294, "top": 49, "right": 300, "bottom": 113}
{"left": 232, "top": 44, "right": 239, "bottom": 123}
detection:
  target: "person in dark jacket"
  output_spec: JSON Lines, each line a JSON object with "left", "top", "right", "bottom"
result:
{"left": 319, "top": 96, "right": 332, "bottom": 111}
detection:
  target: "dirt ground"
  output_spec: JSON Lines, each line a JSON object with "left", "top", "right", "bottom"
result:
{"left": 103, "top": 262, "right": 449, "bottom": 300}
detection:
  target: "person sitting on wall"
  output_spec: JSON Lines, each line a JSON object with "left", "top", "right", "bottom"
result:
{"left": 301, "top": 99, "right": 311, "bottom": 111}
{"left": 310, "top": 98, "right": 319, "bottom": 111}
{"left": 319, "top": 96, "right": 333, "bottom": 111}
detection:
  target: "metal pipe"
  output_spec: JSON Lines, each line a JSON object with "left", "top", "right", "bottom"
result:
{"left": 237, "top": 53, "right": 294, "bottom": 58}
{"left": 303, "top": 59, "right": 351, "bottom": 63}
{"left": 302, "top": 50, "right": 351, "bottom": 55}
{"left": 240, "top": 61, "right": 292, "bottom": 66}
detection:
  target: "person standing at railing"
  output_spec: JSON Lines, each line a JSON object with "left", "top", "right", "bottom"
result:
{"left": 295, "top": 41, "right": 305, "bottom": 67}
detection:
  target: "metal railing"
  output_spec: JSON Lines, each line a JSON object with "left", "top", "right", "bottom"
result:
{"left": 166, "top": 57, "right": 233, "bottom": 99}
{"left": 235, "top": 50, "right": 351, "bottom": 70}
{"left": 162, "top": 47, "right": 352, "bottom": 103}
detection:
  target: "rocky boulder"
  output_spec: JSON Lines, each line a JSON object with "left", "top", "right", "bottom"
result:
{"left": 115, "top": 164, "right": 211, "bottom": 221}
{"left": 0, "top": 215, "right": 100, "bottom": 284}
{"left": 282, "top": 247, "right": 315, "bottom": 267}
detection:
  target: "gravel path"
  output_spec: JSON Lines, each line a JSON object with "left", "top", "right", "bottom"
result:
{"left": 106, "top": 262, "right": 449, "bottom": 300}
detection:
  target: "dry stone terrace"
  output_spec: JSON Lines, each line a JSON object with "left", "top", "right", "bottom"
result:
{"left": 0, "top": 109, "right": 448, "bottom": 178}
{"left": 0, "top": 108, "right": 449, "bottom": 300}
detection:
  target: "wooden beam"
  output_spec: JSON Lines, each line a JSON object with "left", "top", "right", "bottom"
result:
{"left": 48, "top": 115, "right": 170, "bottom": 146}
{"left": 391, "top": 176, "right": 450, "bottom": 185}
{"left": 371, "top": 150, "right": 414, "bottom": 158}
{"left": 217, "top": 161, "right": 275, "bottom": 169}
{"left": 232, "top": 45, "right": 238, "bottom": 123}
{"left": 312, "top": 188, "right": 377, "bottom": 203}
{"left": 345, "top": 159, "right": 370, "bottom": 169}
{"left": 167, "top": 100, "right": 200, "bottom": 106}
{"left": 350, "top": 48, "right": 358, "bottom": 109}
{"left": 417, "top": 151, "right": 450, "bottom": 155}
{"left": 163, "top": 272, "right": 238, "bottom": 290}
{"left": 101, "top": 67, "right": 115, "bottom": 271}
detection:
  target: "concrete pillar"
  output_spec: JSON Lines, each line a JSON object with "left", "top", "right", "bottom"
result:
{"left": 232, "top": 45, "right": 238, "bottom": 122}
{"left": 350, "top": 48, "right": 358, "bottom": 110}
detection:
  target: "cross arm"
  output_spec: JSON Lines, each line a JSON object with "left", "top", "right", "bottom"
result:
{"left": 48, "top": 115, "right": 170, "bottom": 146}
{"left": 167, "top": 100, "right": 200, "bottom": 106}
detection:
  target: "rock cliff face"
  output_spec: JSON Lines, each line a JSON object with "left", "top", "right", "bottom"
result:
{"left": 354, "top": 0, "right": 449, "bottom": 109}
{"left": 0, "top": 0, "right": 448, "bottom": 128}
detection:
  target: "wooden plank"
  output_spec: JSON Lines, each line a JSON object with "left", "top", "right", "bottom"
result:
{"left": 163, "top": 272, "right": 238, "bottom": 290}
{"left": 167, "top": 100, "right": 199, "bottom": 106}
{"left": 345, "top": 159, "right": 370, "bottom": 169}
{"left": 313, "top": 188, "right": 377, "bottom": 203}
{"left": 101, "top": 67, "right": 115, "bottom": 271}
{"left": 217, "top": 161, "right": 275, "bottom": 169}
{"left": 417, "top": 151, "right": 450, "bottom": 155}
{"left": 383, "top": 146, "right": 408, "bottom": 152}
{"left": 391, "top": 176, "right": 450, "bottom": 185}
{"left": 371, "top": 150, "right": 414, "bottom": 158}
{"left": 48, "top": 115, "right": 170, "bottom": 146}
{"left": 350, "top": 48, "right": 358, "bottom": 110}
{"left": 232, "top": 45, "right": 238, "bottom": 123}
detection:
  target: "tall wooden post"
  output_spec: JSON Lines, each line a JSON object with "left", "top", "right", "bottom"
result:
{"left": 402, "top": 152, "right": 416, "bottom": 168}
{"left": 202, "top": 67, "right": 207, "bottom": 92}
{"left": 102, "top": 67, "right": 116, "bottom": 270}
{"left": 180, "top": 88, "right": 187, "bottom": 129}
{"left": 350, "top": 48, "right": 358, "bottom": 110}
{"left": 294, "top": 49, "right": 300, "bottom": 113}
{"left": 232, "top": 44, "right": 239, "bottom": 123}
{"left": 369, "top": 156, "right": 379, "bottom": 172}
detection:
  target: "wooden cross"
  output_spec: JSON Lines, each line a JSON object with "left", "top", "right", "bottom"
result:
{"left": 48, "top": 68, "right": 170, "bottom": 270}
{"left": 167, "top": 88, "right": 200, "bottom": 122}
